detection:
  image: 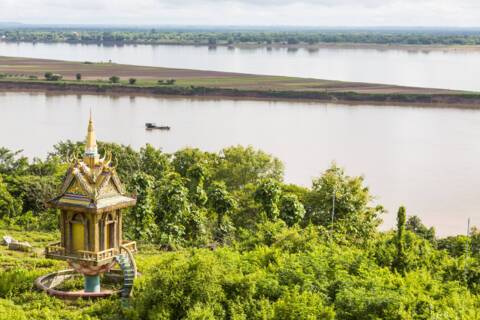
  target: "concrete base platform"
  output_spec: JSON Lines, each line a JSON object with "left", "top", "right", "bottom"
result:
{"left": 34, "top": 269, "right": 123, "bottom": 300}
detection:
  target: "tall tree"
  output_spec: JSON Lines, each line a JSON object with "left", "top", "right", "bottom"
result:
{"left": 208, "top": 182, "right": 236, "bottom": 242}
{"left": 305, "top": 163, "right": 383, "bottom": 240}
{"left": 393, "top": 206, "right": 407, "bottom": 274}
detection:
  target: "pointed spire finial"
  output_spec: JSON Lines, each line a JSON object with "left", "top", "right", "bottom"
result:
{"left": 84, "top": 109, "right": 99, "bottom": 167}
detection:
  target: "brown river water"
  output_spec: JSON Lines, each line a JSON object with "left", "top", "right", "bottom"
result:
{"left": 1, "top": 42, "right": 480, "bottom": 91}
{"left": 0, "top": 91, "right": 479, "bottom": 236}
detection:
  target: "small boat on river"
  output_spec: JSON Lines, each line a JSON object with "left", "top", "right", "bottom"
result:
{"left": 145, "top": 123, "right": 170, "bottom": 130}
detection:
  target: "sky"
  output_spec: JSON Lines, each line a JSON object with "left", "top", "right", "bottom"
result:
{"left": 1, "top": 0, "right": 480, "bottom": 27}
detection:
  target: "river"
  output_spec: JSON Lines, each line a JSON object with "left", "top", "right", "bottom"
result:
{"left": 1, "top": 42, "right": 480, "bottom": 91}
{"left": 0, "top": 91, "right": 478, "bottom": 236}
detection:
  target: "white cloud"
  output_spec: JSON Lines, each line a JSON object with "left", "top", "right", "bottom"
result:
{"left": 0, "top": 0, "right": 479, "bottom": 26}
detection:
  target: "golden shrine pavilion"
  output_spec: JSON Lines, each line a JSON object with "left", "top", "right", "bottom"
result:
{"left": 45, "top": 113, "right": 137, "bottom": 294}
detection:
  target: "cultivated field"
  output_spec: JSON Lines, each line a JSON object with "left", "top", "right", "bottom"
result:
{"left": 0, "top": 56, "right": 463, "bottom": 95}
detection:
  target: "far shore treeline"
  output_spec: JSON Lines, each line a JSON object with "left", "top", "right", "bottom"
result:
{"left": 3, "top": 28, "right": 480, "bottom": 46}
{"left": 1, "top": 142, "right": 480, "bottom": 318}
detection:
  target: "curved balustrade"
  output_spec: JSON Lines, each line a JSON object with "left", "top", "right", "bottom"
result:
{"left": 45, "top": 243, "right": 118, "bottom": 264}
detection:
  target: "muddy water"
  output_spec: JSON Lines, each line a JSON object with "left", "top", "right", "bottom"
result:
{"left": 1, "top": 41, "right": 480, "bottom": 91}
{"left": 0, "top": 91, "right": 479, "bottom": 236}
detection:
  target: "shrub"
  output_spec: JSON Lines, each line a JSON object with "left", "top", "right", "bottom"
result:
{"left": 76, "top": 73, "right": 82, "bottom": 81}
{"left": 158, "top": 79, "right": 176, "bottom": 85}
{"left": 129, "top": 78, "right": 137, "bottom": 85}
{"left": 44, "top": 72, "right": 63, "bottom": 81}
{"left": 109, "top": 76, "right": 120, "bottom": 83}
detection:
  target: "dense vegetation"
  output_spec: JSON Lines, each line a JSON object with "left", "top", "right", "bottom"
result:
{"left": 1, "top": 142, "right": 480, "bottom": 319}
{"left": 2, "top": 28, "right": 480, "bottom": 46}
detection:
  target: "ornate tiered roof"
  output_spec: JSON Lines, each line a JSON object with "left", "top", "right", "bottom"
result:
{"left": 49, "top": 113, "right": 135, "bottom": 213}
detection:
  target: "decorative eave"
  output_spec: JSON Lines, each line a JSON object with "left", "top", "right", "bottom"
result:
{"left": 48, "top": 114, "right": 136, "bottom": 214}
{"left": 48, "top": 194, "right": 137, "bottom": 214}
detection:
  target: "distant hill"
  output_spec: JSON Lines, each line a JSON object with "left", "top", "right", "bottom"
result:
{"left": 0, "top": 21, "right": 24, "bottom": 28}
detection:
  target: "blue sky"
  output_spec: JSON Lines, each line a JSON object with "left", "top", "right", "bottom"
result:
{"left": 1, "top": 0, "right": 479, "bottom": 27}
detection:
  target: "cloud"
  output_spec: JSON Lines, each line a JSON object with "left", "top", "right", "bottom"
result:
{"left": 0, "top": 0, "right": 479, "bottom": 26}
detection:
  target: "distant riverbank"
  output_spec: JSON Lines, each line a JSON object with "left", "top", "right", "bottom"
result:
{"left": 4, "top": 39, "right": 480, "bottom": 52}
{"left": 2, "top": 79, "right": 480, "bottom": 108}
{"left": 1, "top": 56, "right": 479, "bottom": 107}
{"left": 3, "top": 28, "right": 480, "bottom": 51}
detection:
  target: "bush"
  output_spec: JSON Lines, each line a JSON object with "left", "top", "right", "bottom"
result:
{"left": 76, "top": 73, "right": 82, "bottom": 81}
{"left": 28, "top": 75, "right": 38, "bottom": 80}
{"left": 109, "top": 75, "right": 120, "bottom": 83}
{"left": 158, "top": 79, "right": 176, "bottom": 85}
{"left": 129, "top": 78, "right": 137, "bottom": 85}
{"left": 44, "top": 72, "right": 63, "bottom": 81}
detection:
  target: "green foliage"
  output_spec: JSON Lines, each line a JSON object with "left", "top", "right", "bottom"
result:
{"left": 0, "top": 176, "right": 22, "bottom": 219}
{"left": 130, "top": 172, "right": 157, "bottom": 241}
{"left": 0, "top": 299, "right": 27, "bottom": 320}
{"left": 140, "top": 144, "right": 171, "bottom": 181}
{"left": 5, "top": 29, "right": 480, "bottom": 46}
{"left": 279, "top": 193, "right": 305, "bottom": 227}
{"left": 213, "top": 146, "right": 284, "bottom": 190}
{"left": 129, "top": 78, "right": 137, "bottom": 85}
{"left": 254, "top": 178, "right": 282, "bottom": 220}
{"left": 43, "top": 71, "right": 52, "bottom": 80}
{"left": 155, "top": 173, "right": 193, "bottom": 246}
{"left": 2, "top": 142, "right": 480, "bottom": 319}
{"left": 406, "top": 215, "right": 436, "bottom": 243}
{"left": 207, "top": 182, "right": 236, "bottom": 242}
{"left": 132, "top": 228, "right": 480, "bottom": 320}
{"left": 0, "top": 148, "right": 29, "bottom": 175}
{"left": 44, "top": 72, "right": 63, "bottom": 81}
{"left": 109, "top": 75, "right": 120, "bottom": 83}
{"left": 393, "top": 206, "right": 407, "bottom": 274}
{"left": 305, "top": 163, "right": 383, "bottom": 241}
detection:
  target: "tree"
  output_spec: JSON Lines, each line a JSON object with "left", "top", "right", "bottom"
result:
{"left": 185, "top": 163, "right": 209, "bottom": 207}
{"left": 305, "top": 163, "right": 383, "bottom": 240}
{"left": 172, "top": 148, "right": 212, "bottom": 178}
{"left": 0, "top": 176, "right": 22, "bottom": 219}
{"left": 76, "top": 73, "right": 82, "bottom": 81}
{"left": 98, "top": 142, "right": 141, "bottom": 186}
{"left": 207, "top": 182, "right": 236, "bottom": 242}
{"left": 213, "top": 146, "right": 284, "bottom": 190}
{"left": 129, "top": 172, "right": 157, "bottom": 241}
{"left": 254, "top": 178, "right": 282, "bottom": 220}
{"left": 279, "top": 194, "right": 305, "bottom": 226}
{"left": 406, "top": 215, "right": 435, "bottom": 243}
{"left": 0, "top": 148, "right": 29, "bottom": 175}
{"left": 393, "top": 206, "right": 407, "bottom": 274}
{"left": 109, "top": 76, "right": 120, "bottom": 83}
{"left": 129, "top": 78, "right": 137, "bottom": 85}
{"left": 139, "top": 144, "right": 171, "bottom": 181}
{"left": 44, "top": 73, "right": 62, "bottom": 81}
{"left": 156, "top": 173, "right": 192, "bottom": 246}
{"left": 6, "top": 175, "right": 56, "bottom": 213}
